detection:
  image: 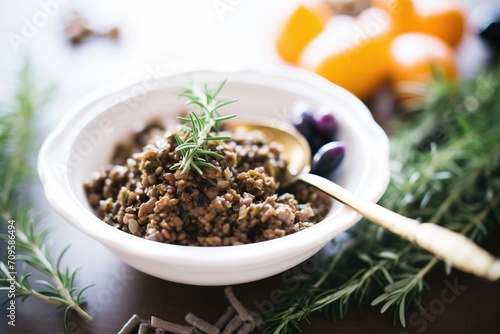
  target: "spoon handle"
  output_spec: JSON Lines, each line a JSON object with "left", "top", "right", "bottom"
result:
{"left": 299, "top": 173, "right": 500, "bottom": 281}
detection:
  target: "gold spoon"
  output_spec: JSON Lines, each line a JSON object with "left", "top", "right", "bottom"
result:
{"left": 229, "top": 120, "right": 500, "bottom": 281}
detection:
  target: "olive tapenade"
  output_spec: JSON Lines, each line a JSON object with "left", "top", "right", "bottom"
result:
{"left": 83, "top": 122, "right": 331, "bottom": 246}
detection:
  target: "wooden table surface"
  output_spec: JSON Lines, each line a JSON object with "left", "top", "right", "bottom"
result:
{"left": 1, "top": 1, "right": 499, "bottom": 333}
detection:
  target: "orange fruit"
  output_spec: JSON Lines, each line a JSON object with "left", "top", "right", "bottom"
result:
{"left": 412, "top": 0, "right": 466, "bottom": 47}
{"left": 275, "top": 3, "right": 333, "bottom": 64}
{"left": 299, "top": 7, "right": 394, "bottom": 101}
{"left": 373, "top": 0, "right": 466, "bottom": 47}
{"left": 388, "top": 32, "right": 457, "bottom": 98}
{"left": 372, "top": 0, "right": 417, "bottom": 34}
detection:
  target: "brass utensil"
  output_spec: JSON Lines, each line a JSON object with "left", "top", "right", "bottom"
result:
{"left": 229, "top": 121, "right": 500, "bottom": 281}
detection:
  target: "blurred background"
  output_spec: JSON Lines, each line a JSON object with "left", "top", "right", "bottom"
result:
{"left": 1, "top": 0, "right": 499, "bottom": 132}
{"left": 1, "top": 0, "right": 287, "bottom": 136}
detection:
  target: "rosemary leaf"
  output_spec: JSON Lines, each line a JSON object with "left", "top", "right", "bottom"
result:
{"left": 171, "top": 80, "right": 237, "bottom": 174}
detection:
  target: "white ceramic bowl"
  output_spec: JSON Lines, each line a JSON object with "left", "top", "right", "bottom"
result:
{"left": 38, "top": 67, "right": 390, "bottom": 286}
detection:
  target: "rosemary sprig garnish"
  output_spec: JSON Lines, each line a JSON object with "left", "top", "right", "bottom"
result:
{"left": 0, "top": 63, "right": 93, "bottom": 332}
{"left": 263, "top": 66, "right": 500, "bottom": 333}
{"left": 171, "top": 80, "right": 237, "bottom": 174}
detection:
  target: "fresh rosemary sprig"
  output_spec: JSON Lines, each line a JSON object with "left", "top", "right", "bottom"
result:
{"left": 171, "top": 80, "right": 237, "bottom": 174}
{"left": 263, "top": 66, "right": 500, "bottom": 333}
{"left": 0, "top": 63, "right": 93, "bottom": 332}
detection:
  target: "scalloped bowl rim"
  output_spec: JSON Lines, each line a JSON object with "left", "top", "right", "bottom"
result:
{"left": 38, "top": 66, "right": 390, "bottom": 285}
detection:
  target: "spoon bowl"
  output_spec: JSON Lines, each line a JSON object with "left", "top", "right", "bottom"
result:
{"left": 227, "top": 119, "right": 312, "bottom": 183}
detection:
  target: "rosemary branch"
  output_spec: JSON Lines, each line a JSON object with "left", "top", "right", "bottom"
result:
{"left": 263, "top": 66, "right": 500, "bottom": 333}
{"left": 171, "top": 80, "right": 237, "bottom": 174}
{"left": 0, "top": 212, "right": 93, "bottom": 322}
{"left": 0, "top": 63, "right": 93, "bottom": 332}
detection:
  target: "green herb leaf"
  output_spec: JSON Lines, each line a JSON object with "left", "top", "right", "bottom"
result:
{"left": 171, "top": 80, "right": 237, "bottom": 174}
